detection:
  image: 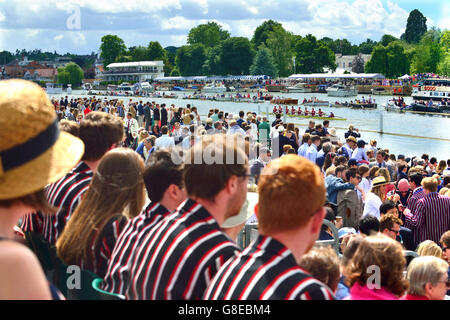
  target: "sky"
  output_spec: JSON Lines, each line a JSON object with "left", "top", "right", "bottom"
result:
{"left": 0, "top": 0, "right": 448, "bottom": 55}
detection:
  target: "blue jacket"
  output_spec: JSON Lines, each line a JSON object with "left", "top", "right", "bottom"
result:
{"left": 325, "top": 175, "right": 355, "bottom": 204}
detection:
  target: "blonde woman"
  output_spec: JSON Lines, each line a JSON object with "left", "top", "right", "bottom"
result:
{"left": 137, "top": 129, "right": 149, "bottom": 144}
{"left": 436, "top": 160, "right": 447, "bottom": 175}
{"left": 377, "top": 167, "right": 395, "bottom": 195}
{"left": 362, "top": 176, "right": 389, "bottom": 219}
{"left": 56, "top": 148, "right": 145, "bottom": 278}
{"left": 416, "top": 240, "right": 443, "bottom": 258}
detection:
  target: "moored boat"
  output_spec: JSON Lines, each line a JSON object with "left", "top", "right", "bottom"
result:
{"left": 270, "top": 98, "right": 298, "bottom": 105}
{"left": 350, "top": 103, "right": 377, "bottom": 109}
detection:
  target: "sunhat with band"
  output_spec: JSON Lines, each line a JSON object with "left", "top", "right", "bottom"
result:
{"left": 372, "top": 176, "right": 389, "bottom": 188}
{"left": 0, "top": 80, "right": 84, "bottom": 200}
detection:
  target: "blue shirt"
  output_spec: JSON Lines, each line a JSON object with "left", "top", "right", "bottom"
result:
{"left": 135, "top": 142, "right": 145, "bottom": 160}
{"left": 352, "top": 147, "right": 368, "bottom": 162}
{"left": 325, "top": 175, "right": 355, "bottom": 204}
{"left": 306, "top": 144, "right": 318, "bottom": 164}
{"left": 297, "top": 143, "right": 309, "bottom": 158}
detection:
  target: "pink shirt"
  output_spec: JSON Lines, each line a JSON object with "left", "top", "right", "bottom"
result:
{"left": 346, "top": 282, "right": 399, "bottom": 300}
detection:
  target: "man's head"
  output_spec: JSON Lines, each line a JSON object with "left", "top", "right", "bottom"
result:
{"left": 409, "top": 172, "right": 424, "bottom": 190}
{"left": 79, "top": 112, "right": 124, "bottom": 162}
{"left": 161, "top": 125, "right": 169, "bottom": 135}
{"left": 345, "top": 168, "right": 360, "bottom": 186}
{"left": 376, "top": 150, "right": 385, "bottom": 164}
{"left": 257, "top": 155, "right": 326, "bottom": 254}
{"left": 380, "top": 200, "right": 399, "bottom": 217}
{"left": 308, "top": 120, "right": 315, "bottom": 129}
{"left": 259, "top": 147, "right": 271, "bottom": 162}
{"left": 421, "top": 176, "right": 439, "bottom": 193}
{"left": 346, "top": 136, "right": 357, "bottom": 148}
{"left": 440, "top": 231, "right": 450, "bottom": 264}
{"left": 359, "top": 215, "right": 380, "bottom": 236}
{"left": 183, "top": 135, "right": 249, "bottom": 222}
{"left": 380, "top": 213, "right": 403, "bottom": 240}
{"left": 126, "top": 112, "right": 132, "bottom": 119}
{"left": 315, "top": 124, "right": 323, "bottom": 132}
{"left": 323, "top": 120, "right": 330, "bottom": 128}
{"left": 144, "top": 136, "right": 155, "bottom": 150}
{"left": 143, "top": 150, "right": 186, "bottom": 211}
{"left": 335, "top": 165, "right": 348, "bottom": 180}
{"left": 239, "top": 110, "right": 244, "bottom": 118}
{"left": 311, "top": 135, "right": 321, "bottom": 147}
{"left": 348, "top": 158, "right": 358, "bottom": 168}
{"left": 302, "top": 133, "right": 311, "bottom": 145}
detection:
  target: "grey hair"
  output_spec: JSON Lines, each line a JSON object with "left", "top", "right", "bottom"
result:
{"left": 406, "top": 256, "right": 448, "bottom": 296}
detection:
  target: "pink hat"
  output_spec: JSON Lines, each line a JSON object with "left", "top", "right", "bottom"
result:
{"left": 397, "top": 179, "right": 409, "bottom": 192}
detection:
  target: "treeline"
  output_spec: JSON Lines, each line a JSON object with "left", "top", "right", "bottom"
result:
{"left": 99, "top": 9, "right": 449, "bottom": 78}
{"left": 0, "top": 49, "right": 97, "bottom": 70}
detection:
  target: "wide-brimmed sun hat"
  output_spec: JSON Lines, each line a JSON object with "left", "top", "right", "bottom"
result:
{"left": 372, "top": 176, "right": 389, "bottom": 188}
{"left": 0, "top": 80, "right": 84, "bottom": 200}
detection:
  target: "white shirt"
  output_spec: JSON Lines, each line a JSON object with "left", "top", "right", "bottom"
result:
{"left": 362, "top": 192, "right": 382, "bottom": 220}
{"left": 125, "top": 118, "right": 139, "bottom": 139}
{"left": 357, "top": 177, "right": 372, "bottom": 200}
{"left": 155, "top": 134, "right": 175, "bottom": 150}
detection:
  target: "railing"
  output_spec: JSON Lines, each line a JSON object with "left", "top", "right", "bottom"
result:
{"left": 104, "top": 69, "right": 161, "bottom": 74}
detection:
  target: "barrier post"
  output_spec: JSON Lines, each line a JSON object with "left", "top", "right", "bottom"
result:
{"left": 379, "top": 110, "right": 384, "bottom": 134}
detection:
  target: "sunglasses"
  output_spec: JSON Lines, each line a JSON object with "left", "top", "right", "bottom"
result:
{"left": 388, "top": 228, "right": 400, "bottom": 235}
{"left": 437, "top": 279, "right": 450, "bottom": 288}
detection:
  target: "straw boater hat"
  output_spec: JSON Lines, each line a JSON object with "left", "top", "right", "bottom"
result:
{"left": 0, "top": 80, "right": 84, "bottom": 200}
{"left": 372, "top": 176, "right": 389, "bottom": 188}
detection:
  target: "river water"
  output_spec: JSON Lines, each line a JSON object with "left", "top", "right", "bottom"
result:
{"left": 52, "top": 90, "right": 450, "bottom": 161}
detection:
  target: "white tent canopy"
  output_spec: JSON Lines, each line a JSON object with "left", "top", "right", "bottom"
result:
{"left": 288, "top": 73, "right": 385, "bottom": 79}
{"left": 398, "top": 74, "right": 411, "bottom": 79}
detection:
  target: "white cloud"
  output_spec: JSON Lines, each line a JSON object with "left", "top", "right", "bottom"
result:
{"left": 437, "top": 2, "right": 449, "bottom": 30}
{"left": 54, "top": 34, "right": 64, "bottom": 40}
{"left": 0, "top": 11, "right": 5, "bottom": 22}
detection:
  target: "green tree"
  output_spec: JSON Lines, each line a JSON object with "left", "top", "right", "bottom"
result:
{"left": 148, "top": 41, "right": 167, "bottom": 61}
{"left": 57, "top": 62, "right": 84, "bottom": 86}
{"left": 219, "top": 37, "right": 255, "bottom": 75}
{"left": 294, "top": 34, "right": 336, "bottom": 73}
{"left": 386, "top": 42, "right": 410, "bottom": 77}
{"left": 401, "top": 9, "right": 427, "bottom": 44}
{"left": 170, "top": 68, "right": 181, "bottom": 76}
{"left": 351, "top": 54, "right": 365, "bottom": 73}
{"left": 437, "top": 53, "right": 450, "bottom": 76}
{"left": 411, "top": 30, "right": 442, "bottom": 73}
{"left": 249, "top": 45, "right": 278, "bottom": 78}
{"left": 187, "top": 22, "right": 230, "bottom": 48}
{"left": 129, "top": 46, "right": 149, "bottom": 61}
{"left": 252, "top": 20, "right": 283, "bottom": 48}
{"left": 365, "top": 42, "right": 409, "bottom": 77}
{"left": 365, "top": 45, "right": 388, "bottom": 75}
{"left": 380, "top": 34, "right": 398, "bottom": 47}
{"left": 0, "top": 51, "right": 14, "bottom": 65}
{"left": 333, "top": 39, "right": 357, "bottom": 55}
{"left": 266, "top": 27, "right": 294, "bottom": 77}
{"left": 358, "top": 38, "right": 377, "bottom": 54}
{"left": 100, "top": 35, "right": 126, "bottom": 67}
{"left": 175, "top": 44, "right": 207, "bottom": 76}
{"left": 202, "top": 46, "right": 223, "bottom": 75}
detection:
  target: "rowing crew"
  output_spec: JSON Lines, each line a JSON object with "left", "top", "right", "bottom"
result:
{"left": 272, "top": 105, "right": 335, "bottom": 118}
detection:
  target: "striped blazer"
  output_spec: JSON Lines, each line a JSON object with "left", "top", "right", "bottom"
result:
{"left": 21, "top": 161, "right": 93, "bottom": 244}
{"left": 204, "top": 235, "right": 335, "bottom": 300}
{"left": 404, "top": 192, "right": 450, "bottom": 245}
{"left": 102, "top": 202, "right": 171, "bottom": 295}
{"left": 124, "top": 199, "right": 240, "bottom": 300}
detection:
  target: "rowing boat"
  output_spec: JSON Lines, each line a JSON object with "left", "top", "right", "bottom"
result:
{"left": 264, "top": 112, "right": 346, "bottom": 121}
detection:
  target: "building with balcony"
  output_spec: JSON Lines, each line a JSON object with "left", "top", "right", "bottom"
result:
{"left": 335, "top": 54, "right": 371, "bottom": 72}
{"left": 103, "top": 61, "right": 164, "bottom": 82}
